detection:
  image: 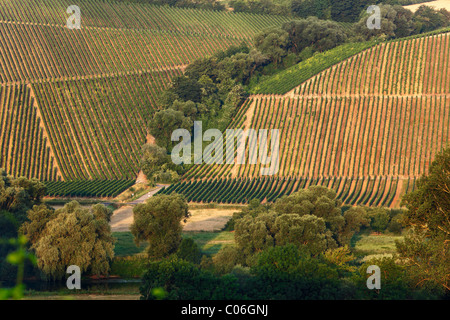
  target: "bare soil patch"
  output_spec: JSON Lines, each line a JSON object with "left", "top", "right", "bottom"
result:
{"left": 182, "top": 208, "right": 237, "bottom": 232}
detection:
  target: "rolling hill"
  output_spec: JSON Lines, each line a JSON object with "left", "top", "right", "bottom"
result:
{"left": 0, "top": 0, "right": 290, "bottom": 196}
{"left": 163, "top": 31, "right": 450, "bottom": 207}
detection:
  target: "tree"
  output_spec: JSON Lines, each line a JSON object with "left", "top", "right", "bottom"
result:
{"left": 231, "top": 186, "right": 348, "bottom": 262}
{"left": 283, "top": 17, "right": 348, "bottom": 53}
{"left": 338, "top": 206, "right": 370, "bottom": 245}
{"left": 368, "top": 207, "right": 390, "bottom": 233}
{"left": 140, "top": 143, "right": 169, "bottom": 182}
{"left": 176, "top": 238, "right": 202, "bottom": 264}
{"left": 0, "top": 170, "right": 46, "bottom": 280}
{"left": 253, "top": 27, "right": 289, "bottom": 65}
{"left": 413, "top": 5, "right": 450, "bottom": 34}
{"left": 131, "top": 193, "right": 189, "bottom": 259}
{"left": 397, "top": 147, "right": 450, "bottom": 292}
{"left": 330, "top": 0, "right": 368, "bottom": 22}
{"left": 148, "top": 108, "right": 193, "bottom": 151}
{"left": 170, "top": 76, "right": 203, "bottom": 103}
{"left": 291, "top": 0, "right": 331, "bottom": 20}
{"left": 354, "top": 4, "right": 399, "bottom": 40}
{"left": 248, "top": 244, "right": 344, "bottom": 299}
{"left": 21, "top": 201, "right": 115, "bottom": 280}
{"left": 272, "top": 186, "right": 345, "bottom": 236}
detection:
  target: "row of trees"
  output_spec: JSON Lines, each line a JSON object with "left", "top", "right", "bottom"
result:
{"left": 355, "top": 4, "right": 450, "bottom": 40}
{"left": 229, "top": 0, "right": 443, "bottom": 24}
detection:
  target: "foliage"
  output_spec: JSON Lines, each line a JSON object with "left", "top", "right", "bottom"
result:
{"left": 140, "top": 257, "right": 242, "bottom": 300}
{"left": 0, "top": 171, "right": 46, "bottom": 280}
{"left": 282, "top": 17, "right": 348, "bottom": 53}
{"left": 217, "top": 186, "right": 370, "bottom": 270}
{"left": 354, "top": 256, "right": 440, "bottom": 299}
{"left": 110, "top": 255, "right": 149, "bottom": 279}
{"left": 21, "top": 201, "right": 115, "bottom": 280}
{"left": 131, "top": 193, "right": 189, "bottom": 259}
{"left": 140, "top": 144, "right": 170, "bottom": 182}
{"left": 250, "top": 41, "right": 375, "bottom": 94}
{"left": 397, "top": 147, "right": 450, "bottom": 292}
{"left": 0, "top": 235, "right": 36, "bottom": 300}
{"left": 339, "top": 207, "right": 370, "bottom": 245}
{"left": 247, "top": 244, "right": 348, "bottom": 299}
{"left": 176, "top": 238, "right": 202, "bottom": 264}
{"left": 368, "top": 208, "right": 391, "bottom": 233}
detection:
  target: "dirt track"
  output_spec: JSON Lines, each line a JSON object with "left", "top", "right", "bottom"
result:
{"left": 109, "top": 185, "right": 237, "bottom": 232}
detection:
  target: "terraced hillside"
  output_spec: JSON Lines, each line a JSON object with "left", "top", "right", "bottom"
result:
{"left": 169, "top": 32, "right": 450, "bottom": 207}
{"left": 0, "top": 0, "right": 290, "bottom": 195}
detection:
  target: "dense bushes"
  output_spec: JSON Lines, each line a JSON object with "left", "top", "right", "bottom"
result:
{"left": 140, "top": 244, "right": 440, "bottom": 300}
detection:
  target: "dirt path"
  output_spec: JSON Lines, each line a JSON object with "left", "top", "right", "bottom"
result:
{"left": 110, "top": 185, "right": 238, "bottom": 232}
{"left": 110, "top": 185, "right": 167, "bottom": 232}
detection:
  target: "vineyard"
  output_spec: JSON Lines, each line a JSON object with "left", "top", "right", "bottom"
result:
{"left": 0, "top": 0, "right": 289, "bottom": 197}
{"left": 0, "top": 84, "right": 58, "bottom": 181}
{"left": 45, "top": 180, "right": 135, "bottom": 198}
{"left": 158, "top": 176, "right": 414, "bottom": 207}
{"left": 178, "top": 32, "right": 450, "bottom": 207}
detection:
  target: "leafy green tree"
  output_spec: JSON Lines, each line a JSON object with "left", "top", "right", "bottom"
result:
{"left": 213, "top": 246, "right": 244, "bottom": 274}
{"left": 291, "top": 0, "right": 331, "bottom": 20}
{"left": 283, "top": 17, "right": 348, "bottom": 53}
{"left": 148, "top": 108, "right": 193, "bottom": 151}
{"left": 140, "top": 257, "right": 241, "bottom": 300}
{"left": 176, "top": 238, "right": 202, "bottom": 264}
{"left": 248, "top": 244, "right": 344, "bottom": 299}
{"left": 22, "top": 201, "right": 115, "bottom": 280}
{"left": 254, "top": 27, "right": 290, "bottom": 65}
{"left": 397, "top": 147, "right": 450, "bottom": 292}
{"left": 354, "top": 4, "right": 398, "bottom": 40}
{"left": 354, "top": 256, "right": 436, "bottom": 300}
{"left": 273, "top": 186, "right": 345, "bottom": 236}
{"left": 19, "top": 205, "right": 55, "bottom": 244}
{"left": 232, "top": 186, "right": 345, "bottom": 260}
{"left": 0, "top": 170, "right": 46, "bottom": 280}
{"left": 131, "top": 193, "right": 189, "bottom": 259}
{"left": 170, "top": 76, "right": 203, "bottom": 103}
{"left": 331, "top": 0, "right": 368, "bottom": 22}
{"left": 413, "top": 5, "right": 450, "bottom": 33}
{"left": 140, "top": 143, "right": 169, "bottom": 182}
{"left": 368, "top": 207, "right": 390, "bottom": 233}
{"left": 338, "top": 206, "right": 370, "bottom": 245}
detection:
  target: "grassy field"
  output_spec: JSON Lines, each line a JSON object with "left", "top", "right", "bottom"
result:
{"left": 350, "top": 230, "right": 404, "bottom": 262}
{"left": 113, "top": 232, "right": 148, "bottom": 257}
{"left": 113, "top": 231, "right": 235, "bottom": 257}
{"left": 182, "top": 231, "right": 235, "bottom": 255}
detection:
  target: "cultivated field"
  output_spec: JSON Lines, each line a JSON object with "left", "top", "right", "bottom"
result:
{"left": 172, "top": 32, "right": 450, "bottom": 207}
{"left": 0, "top": 0, "right": 290, "bottom": 196}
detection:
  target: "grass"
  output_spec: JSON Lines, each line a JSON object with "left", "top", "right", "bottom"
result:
{"left": 112, "top": 232, "right": 147, "bottom": 257}
{"left": 351, "top": 230, "right": 404, "bottom": 262}
{"left": 113, "top": 231, "right": 236, "bottom": 257}
{"left": 182, "top": 231, "right": 235, "bottom": 256}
